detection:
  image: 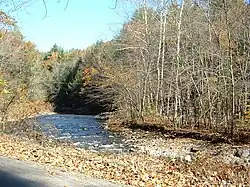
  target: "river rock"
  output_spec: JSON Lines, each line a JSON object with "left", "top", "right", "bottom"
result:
{"left": 234, "top": 149, "right": 243, "bottom": 157}
{"left": 241, "top": 150, "right": 249, "bottom": 158}
{"left": 233, "top": 149, "right": 250, "bottom": 158}
{"left": 129, "top": 148, "right": 136, "bottom": 152}
{"left": 184, "top": 155, "right": 192, "bottom": 162}
{"left": 210, "top": 150, "right": 220, "bottom": 156}
{"left": 190, "top": 147, "right": 200, "bottom": 153}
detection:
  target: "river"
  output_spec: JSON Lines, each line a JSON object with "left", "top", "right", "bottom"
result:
{"left": 36, "top": 114, "right": 133, "bottom": 153}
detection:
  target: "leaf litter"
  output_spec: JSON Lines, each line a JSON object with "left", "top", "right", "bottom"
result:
{"left": 0, "top": 134, "right": 249, "bottom": 186}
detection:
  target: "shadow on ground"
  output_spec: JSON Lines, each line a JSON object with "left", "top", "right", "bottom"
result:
{"left": 0, "top": 170, "right": 45, "bottom": 187}
{"left": 126, "top": 122, "right": 250, "bottom": 144}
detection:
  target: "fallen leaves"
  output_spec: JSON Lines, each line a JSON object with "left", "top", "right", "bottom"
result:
{"left": 0, "top": 133, "right": 249, "bottom": 186}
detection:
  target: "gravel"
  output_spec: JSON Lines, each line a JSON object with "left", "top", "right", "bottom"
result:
{"left": 118, "top": 130, "right": 250, "bottom": 166}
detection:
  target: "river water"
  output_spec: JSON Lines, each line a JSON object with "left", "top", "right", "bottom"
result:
{"left": 36, "top": 114, "right": 133, "bottom": 153}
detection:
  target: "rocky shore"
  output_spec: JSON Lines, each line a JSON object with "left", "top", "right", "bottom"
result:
{"left": 1, "top": 130, "right": 250, "bottom": 186}
{"left": 1, "top": 114, "right": 250, "bottom": 186}
{"left": 128, "top": 136, "right": 250, "bottom": 165}
{"left": 107, "top": 122, "right": 250, "bottom": 167}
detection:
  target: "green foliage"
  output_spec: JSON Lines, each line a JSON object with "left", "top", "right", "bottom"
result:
{"left": 43, "top": 43, "right": 65, "bottom": 60}
{"left": 1, "top": 1, "right": 250, "bottom": 139}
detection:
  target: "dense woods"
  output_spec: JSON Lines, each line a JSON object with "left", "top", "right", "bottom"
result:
{"left": 1, "top": 1, "right": 250, "bottom": 186}
{"left": 91, "top": 0, "right": 250, "bottom": 139}
{"left": 1, "top": 0, "right": 250, "bottom": 140}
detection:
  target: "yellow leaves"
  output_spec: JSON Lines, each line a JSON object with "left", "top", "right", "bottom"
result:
{"left": 0, "top": 32, "right": 4, "bottom": 39}
{"left": 0, "top": 77, "right": 10, "bottom": 95}
{"left": 0, "top": 10, "right": 16, "bottom": 28}
{"left": 51, "top": 51, "right": 59, "bottom": 59}
{"left": 218, "top": 29, "right": 237, "bottom": 53}
{"left": 0, "top": 77, "right": 6, "bottom": 87}
{"left": 1, "top": 89, "right": 10, "bottom": 94}
{"left": 244, "top": 111, "right": 250, "bottom": 119}
{"left": 24, "top": 41, "right": 35, "bottom": 50}
{"left": 83, "top": 67, "right": 99, "bottom": 77}
{"left": 82, "top": 67, "right": 100, "bottom": 86}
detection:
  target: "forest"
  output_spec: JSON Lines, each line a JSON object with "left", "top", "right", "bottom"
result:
{"left": 1, "top": 0, "right": 250, "bottom": 140}
{"left": 0, "top": 0, "right": 250, "bottom": 186}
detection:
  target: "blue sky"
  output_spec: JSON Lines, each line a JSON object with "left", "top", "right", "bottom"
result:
{"left": 9, "top": 0, "right": 134, "bottom": 52}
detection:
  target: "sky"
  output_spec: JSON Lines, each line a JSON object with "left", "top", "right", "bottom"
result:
{"left": 8, "top": 0, "right": 134, "bottom": 52}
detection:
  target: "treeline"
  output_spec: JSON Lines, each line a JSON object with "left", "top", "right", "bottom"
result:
{"left": 42, "top": 44, "right": 108, "bottom": 114}
{"left": 0, "top": 11, "right": 104, "bottom": 127}
{"left": 0, "top": 10, "right": 44, "bottom": 124}
{"left": 85, "top": 0, "right": 250, "bottom": 137}
{"left": 1, "top": 0, "right": 250, "bottom": 138}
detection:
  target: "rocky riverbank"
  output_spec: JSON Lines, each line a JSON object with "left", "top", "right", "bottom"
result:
{"left": 127, "top": 135, "right": 250, "bottom": 165}
{"left": 1, "top": 114, "right": 250, "bottom": 186}
{"left": 107, "top": 121, "right": 250, "bottom": 167}
{"left": 1, "top": 130, "right": 249, "bottom": 186}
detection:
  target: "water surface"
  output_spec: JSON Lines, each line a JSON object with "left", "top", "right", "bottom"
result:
{"left": 36, "top": 114, "right": 132, "bottom": 152}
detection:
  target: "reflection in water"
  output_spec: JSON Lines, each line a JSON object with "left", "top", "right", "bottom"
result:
{"left": 36, "top": 114, "right": 132, "bottom": 152}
